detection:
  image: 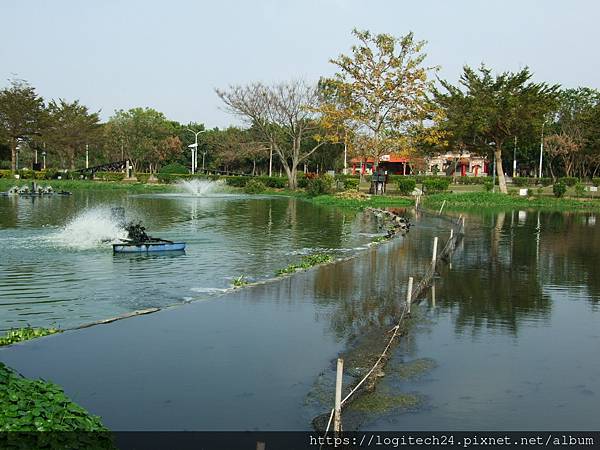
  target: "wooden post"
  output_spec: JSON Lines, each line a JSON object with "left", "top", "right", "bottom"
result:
{"left": 432, "top": 236, "right": 438, "bottom": 266}
{"left": 256, "top": 442, "right": 266, "bottom": 450}
{"left": 438, "top": 199, "right": 446, "bottom": 215}
{"left": 334, "top": 358, "right": 343, "bottom": 434}
{"left": 406, "top": 276, "right": 414, "bottom": 314}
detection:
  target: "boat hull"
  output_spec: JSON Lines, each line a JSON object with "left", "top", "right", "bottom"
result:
{"left": 113, "top": 242, "right": 186, "bottom": 253}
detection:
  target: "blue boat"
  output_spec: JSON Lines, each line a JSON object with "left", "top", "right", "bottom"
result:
{"left": 113, "top": 239, "right": 186, "bottom": 253}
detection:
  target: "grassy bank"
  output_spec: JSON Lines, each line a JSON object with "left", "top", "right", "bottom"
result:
{"left": 0, "top": 178, "right": 173, "bottom": 193}
{"left": 262, "top": 188, "right": 414, "bottom": 210}
{"left": 423, "top": 192, "right": 600, "bottom": 212}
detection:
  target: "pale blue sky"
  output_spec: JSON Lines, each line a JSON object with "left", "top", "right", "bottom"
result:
{"left": 1, "top": 0, "right": 598, "bottom": 127}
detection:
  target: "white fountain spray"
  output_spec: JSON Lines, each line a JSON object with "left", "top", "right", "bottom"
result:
{"left": 48, "top": 207, "right": 128, "bottom": 250}
{"left": 176, "top": 179, "right": 225, "bottom": 196}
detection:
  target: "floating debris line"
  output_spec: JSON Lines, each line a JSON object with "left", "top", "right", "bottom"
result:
{"left": 315, "top": 209, "right": 465, "bottom": 437}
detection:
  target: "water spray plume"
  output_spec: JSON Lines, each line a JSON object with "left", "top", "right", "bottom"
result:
{"left": 176, "top": 179, "right": 225, "bottom": 196}
{"left": 48, "top": 207, "right": 127, "bottom": 250}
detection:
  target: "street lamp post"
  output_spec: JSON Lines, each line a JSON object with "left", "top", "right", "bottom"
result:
{"left": 186, "top": 129, "right": 207, "bottom": 174}
{"left": 86, "top": 144, "right": 89, "bottom": 169}
{"left": 513, "top": 136, "right": 517, "bottom": 177}
{"left": 42, "top": 151, "right": 46, "bottom": 170}
{"left": 538, "top": 122, "right": 545, "bottom": 178}
{"left": 188, "top": 143, "right": 197, "bottom": 174}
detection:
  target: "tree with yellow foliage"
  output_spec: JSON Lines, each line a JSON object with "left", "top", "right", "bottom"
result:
{"left": 319, "top": 29, "right": 438, "bottom": 169}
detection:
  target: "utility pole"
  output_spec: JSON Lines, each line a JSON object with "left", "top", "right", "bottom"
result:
{"left": 86, "top": 143, "right": 89, "bottom": 169}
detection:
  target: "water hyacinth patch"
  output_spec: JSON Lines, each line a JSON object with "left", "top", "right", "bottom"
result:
{"left": 0, "top": 327, "right": 61, "bottom": 347}
{"left": 275, "top": 253, "right": 333, "bottom": 276}
{"left": 0, "top": 363, "right": 110, "bottom": 435}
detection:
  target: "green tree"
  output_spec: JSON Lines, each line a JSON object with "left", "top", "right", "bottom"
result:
{"left": 105, "top": 108, "right": 179, "bottom": 172}
{"left": 319, "top": 29, "right": 438, "bottom": 167}
{"left": 434, "top": 65, "right": 559, "bottom": 193}
{"left": 45, "top": 99, "right": 101, "bottom": 169}
{"left": 0, "top": 79, "right": 46, "bottom": 172}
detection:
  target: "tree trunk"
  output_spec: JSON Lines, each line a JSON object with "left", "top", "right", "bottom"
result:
{"left": 495, "top": 146, "right": 507, "bottom": 194}
{"left": 10, "top": 138, "right": 16, "bottom": 172}
{"left": 69, "top": 146, "right": 76, "bottom": 171}
{"left": 282, "top": 163, "right": 297, "bottom": 190}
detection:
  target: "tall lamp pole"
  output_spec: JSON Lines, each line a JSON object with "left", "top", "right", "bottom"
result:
{"left": 538, "top": 122, "right": 545, "bottom": 178}
{"left": 513, "top": 136, "right": 517, "bottom": 177}
{"left": 186, "top": 129, "right": 207, "bottom": 174}
{"left": 86, "top": 143, "right": 89, "bottom": 169}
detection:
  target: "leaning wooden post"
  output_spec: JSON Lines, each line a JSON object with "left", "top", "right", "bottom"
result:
{"left": 334, "top": 358, "right": 344, "bottom": 434}
{"left": 438, "top": 199, "right": 446, "bottom": 215}
{"left": 256, "top": 442, "right": 266, "bottom": 450}
{"left": 406, "top": 276, "right": 414, "bottom": 314}
{"left": 432, "top": 236, "right": 439, "bottom": 267}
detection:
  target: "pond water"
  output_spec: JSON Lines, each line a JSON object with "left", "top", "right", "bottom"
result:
{"left": 1, "top": 187, "right": 598, "bottom": 431}
{"left": 362, "top": 210, "right": 600, "bottom": 431}
{"left": 0, "top": 183, "right": 380, "bottom": 330}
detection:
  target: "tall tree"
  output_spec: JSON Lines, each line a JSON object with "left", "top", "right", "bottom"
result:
{"left": 105, "top": 108, "right": 178, "bottom": 172}
{"left": 46, "top": 99, "right": 101, "bottom": 169}
{"left": 319, "top": 29, "right": 438, "bottom": 167}
{"left": 434, "top": 65, "right": 559, "bottom": 193}
{"left": 0, "top": 79, "right": 46, "bottom": 172}
{"left": 216, "top": 80, "right": 325, "bottom": 189}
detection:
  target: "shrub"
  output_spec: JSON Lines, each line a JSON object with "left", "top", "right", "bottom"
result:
{"left": 537, "top": 177, "right": 553, "bottom": 187}
{"left": 159, "top": 163, "right": 188, "bottom": 175}
{"left": 423, "top": 178, "right": 450, "bottom": 193}
{"left": 483, "top": 179, "right": 494, "bottom": 192}
{"left": 512, "top": 177, "right": 532, "bottom": 187}
{"left": 306, "top": 174, "right": 334, "bottom": 197}
{"left": 256, "top": 176, "right": 287, "bottom": 189}
{"left": 574, "top": 182, "right": 585, "bottom": 197}
{"left": 94, "top": 171, "right": 125, "bottom": 182}
{"left": 559, "top": 176, "right": 578, "bottom": 187}
{"left": 454, "top": 176, "right": 485, "bottom": 185}
{"left": 396, "top": 177, "right": 416, "bottom": 195}
{"left": 225, "top": 176, "right": 249, "bottom": 188}
{"left": 243, "top": 179, "right": 266, "bottom": 194}
{"left": 592, "top": 178, "right": 600, "bottom": 187}
{"left": 343, "top": 178, "right": 359, "bottom": 190}
{"left": 553, "top": 181, "right": 567, "bottom": 198}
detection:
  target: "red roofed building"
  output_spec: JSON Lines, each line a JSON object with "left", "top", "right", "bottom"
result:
{"left": 350, "top": 152, "right": 489, "bottom": 176}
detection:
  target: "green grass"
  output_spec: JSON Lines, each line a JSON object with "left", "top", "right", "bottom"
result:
{"left": 261, "top": 188, "right": 414, "bottom": 210}
{"left": 0, "top": 178, "right": 174, "bottom": 193}
{"left": 0, "top": 363, "right": 111, "bottom": 436}
{"left": 423, "top": 191, "right": 600, "bottom": 212}
{"left": 0, "top": 327, "right": 61, "bottom": 346}
{"left": 309, "top": 194, "right": 413, "bottom": 209}
{"left": 275, "top": 253, "right": 333, "bottom": 276}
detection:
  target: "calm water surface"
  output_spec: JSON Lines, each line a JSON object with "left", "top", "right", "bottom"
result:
{"left": 365, "top": 210, "right": 600, "bottom": 431}
{"left": 0, "top": 188, "right": 379, "bottom": 330}
{"left": 0, "top": 189, "right": 598, "bottom": 431}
